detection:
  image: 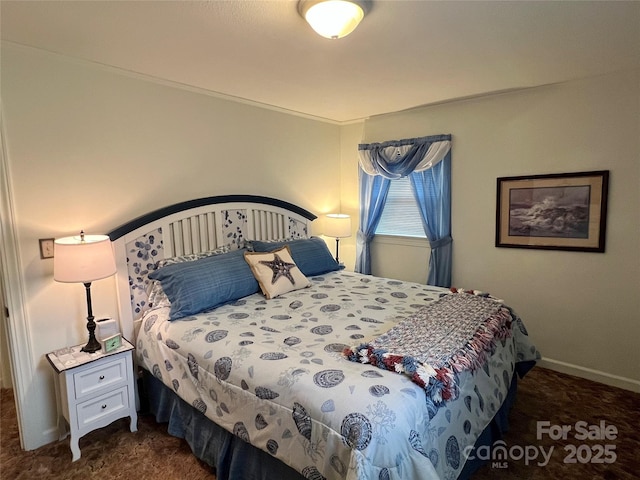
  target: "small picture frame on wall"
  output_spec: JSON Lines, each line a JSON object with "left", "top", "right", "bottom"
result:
{"left": 496, "top": 170, "right": 609, "bottom": 252}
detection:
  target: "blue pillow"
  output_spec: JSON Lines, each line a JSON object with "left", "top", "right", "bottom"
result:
{"left": 250, "top": 237, "right": 342, "bottom": 276}
{"left": 148, "top": 249, "right": 259, "bottom": 320}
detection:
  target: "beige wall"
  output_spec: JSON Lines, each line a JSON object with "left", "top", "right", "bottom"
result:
{"left": 1, "top": 44, "right": 341, "bottom": 449}
{"left": 336, "top": 122, "right": 363, "bottom": 271}
{"left": 341, "top": 69, "right": 640, "bottom": 388}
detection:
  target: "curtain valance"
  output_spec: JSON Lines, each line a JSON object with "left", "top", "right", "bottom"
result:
{"left": 359, "top": 134, "right": 451, "bottom": 179}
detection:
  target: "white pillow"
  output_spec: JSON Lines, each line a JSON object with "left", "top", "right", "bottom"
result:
{"left": 244, "top": 246, "right": 310, "bottom": 299}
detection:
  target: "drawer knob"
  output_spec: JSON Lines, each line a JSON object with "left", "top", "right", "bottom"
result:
{"left": 101, "top": 404, "right": 107, "bottom": 409}
{"left": 99, "top": 375, "right": 105, "bottom": 380}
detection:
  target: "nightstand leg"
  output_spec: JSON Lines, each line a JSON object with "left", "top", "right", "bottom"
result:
{"left": 70, "top": 434, "right": 81, "bottom": 462}
{"left": 129, "top": 412, "right": 138, "bottom": 433}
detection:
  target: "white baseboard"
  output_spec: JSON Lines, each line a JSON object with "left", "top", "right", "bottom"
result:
{"left": 538, "top": 357, "right": 640, "bottom": 393}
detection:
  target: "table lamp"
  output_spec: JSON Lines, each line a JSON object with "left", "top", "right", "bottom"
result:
{"left": 54, "top": 231, "right": 116, "bottom": 353}
{"left": 325, "top": 214, "right": 351, "bottom": 263}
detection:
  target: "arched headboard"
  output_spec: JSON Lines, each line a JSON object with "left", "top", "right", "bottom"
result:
{"left": 108, "top": 195, "right": 316, "bottom": 341}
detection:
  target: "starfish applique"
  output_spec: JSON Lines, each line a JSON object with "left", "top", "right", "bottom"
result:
{"left": 259, "top": 253, "right": 297, "bottom": 285}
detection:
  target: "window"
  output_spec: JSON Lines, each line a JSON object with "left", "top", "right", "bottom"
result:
{"left": 375, "top": 176, "right": 427, "bottom": 238}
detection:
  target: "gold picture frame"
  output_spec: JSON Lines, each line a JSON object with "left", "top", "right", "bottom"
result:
{"left": 496, "top": 171, "right": 609, "bottom": 252}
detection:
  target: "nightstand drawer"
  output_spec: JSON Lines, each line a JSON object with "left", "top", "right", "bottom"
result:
{"left": 77, "top": 386, "right": 129, "bottom": 429}
{"left": 73, "top": 357, "right": 128, "bottom": 400}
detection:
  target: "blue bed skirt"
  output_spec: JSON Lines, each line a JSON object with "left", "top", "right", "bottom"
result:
{"left": 142, "top": 362, "right": 533, "bottom": 480}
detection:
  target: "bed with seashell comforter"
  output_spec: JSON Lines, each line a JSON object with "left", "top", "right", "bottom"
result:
{"left": 109, "top": 196, "right": 539, "bottom": 480}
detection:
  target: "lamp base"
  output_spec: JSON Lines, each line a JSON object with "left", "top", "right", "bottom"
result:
{"left": 80, "top": 282, "right": 102, "bottom": 353}
{"left": 81, "top": 282, "right": 102, "bottom": 353}
{"left": 81, "top": 336, "right": 102, "bottom": 353}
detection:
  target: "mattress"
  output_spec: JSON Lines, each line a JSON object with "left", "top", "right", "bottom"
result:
{"left": 136, "top": 270, "right": 539, "bottom": 479}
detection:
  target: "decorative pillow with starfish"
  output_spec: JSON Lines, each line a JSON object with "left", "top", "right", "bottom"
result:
{"left": 244, "top": 246, "right": 311, "bottom": 299}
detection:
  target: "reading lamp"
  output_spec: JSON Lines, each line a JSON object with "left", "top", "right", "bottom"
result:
{"left": 54, "top": 232, "right": 116, "bottom": 353}
{"left": 325, "top": 214, "right": 351, "bottom": 263}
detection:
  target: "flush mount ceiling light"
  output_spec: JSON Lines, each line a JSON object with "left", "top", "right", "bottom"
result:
{"left": 298, "top": 0, "right": 368, "bottom": 39}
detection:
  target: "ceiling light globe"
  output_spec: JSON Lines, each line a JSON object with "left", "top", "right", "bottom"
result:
{"left": 302, "top": 0, "right": 365, "bottom": 39}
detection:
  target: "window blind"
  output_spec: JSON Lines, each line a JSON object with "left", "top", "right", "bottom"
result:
{"left": 375, "top": 177, "right": 427, "bottom": 238}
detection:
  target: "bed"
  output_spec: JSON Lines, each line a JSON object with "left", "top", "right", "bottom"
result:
{"left": 108, "top": 195, "right": 539, "bottom": 480}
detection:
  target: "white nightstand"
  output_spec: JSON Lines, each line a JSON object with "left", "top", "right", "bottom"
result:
{"left": 46, "top": 338, "right": 138, "bottom": 461}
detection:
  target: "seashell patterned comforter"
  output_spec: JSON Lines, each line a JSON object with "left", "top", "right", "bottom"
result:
{"left": 137, "top": 271, "right": 539, "bottom": 480}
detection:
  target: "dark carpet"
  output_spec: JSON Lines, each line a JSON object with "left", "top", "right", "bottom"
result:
{"left": 1, "top": 367, "right": 638, "bottom": 479}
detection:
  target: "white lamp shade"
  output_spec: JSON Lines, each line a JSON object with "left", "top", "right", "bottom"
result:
{"left": 299, "top": 0, "right": 365, "bottom": 39}
{"left": 325, "top": 214, "right": 352, "bottom": 238}
{"left": 54, "top": 234, "right": 116, "bottom": 283}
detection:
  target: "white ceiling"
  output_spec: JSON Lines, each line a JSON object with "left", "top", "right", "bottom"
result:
{"left": 2, "top": 0, "right": 639, "bottom": 123}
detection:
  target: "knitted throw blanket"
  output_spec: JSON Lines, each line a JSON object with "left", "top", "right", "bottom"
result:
{"left": 343, "top": 292, "right": 513, "bottom": 407}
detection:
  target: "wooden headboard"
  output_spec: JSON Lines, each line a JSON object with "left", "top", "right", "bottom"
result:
{"left": 108, "top": 195, "right": 316, "bottom": 342}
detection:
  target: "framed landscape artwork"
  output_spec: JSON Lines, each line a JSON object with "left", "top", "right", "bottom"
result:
{"left": 496, "top": 171, "right": 609, "bottom": 252}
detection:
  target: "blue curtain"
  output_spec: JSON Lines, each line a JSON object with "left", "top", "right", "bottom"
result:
{"left": 409, "top": 150, "right": 452, "bottom": 287}
{"left": 356, "top": 134, "right": 452, "bottom": 286}
{"left": 354, "top": 169, "right": 391, "bottom": 274}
